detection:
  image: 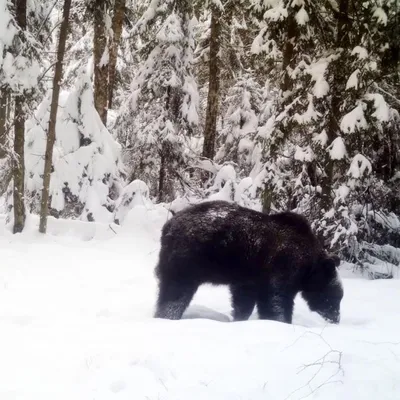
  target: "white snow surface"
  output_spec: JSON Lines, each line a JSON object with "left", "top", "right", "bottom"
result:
{"left": 0, "top": 206, "right": 400, "bottom": 400}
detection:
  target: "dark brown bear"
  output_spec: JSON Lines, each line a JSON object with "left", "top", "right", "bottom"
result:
{"left": 154, "top": 200, "right": 343, "bottom": 324}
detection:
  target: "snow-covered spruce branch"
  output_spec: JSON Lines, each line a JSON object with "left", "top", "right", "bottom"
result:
{"left": 373, "top": 83, "right": 400, "bottom": 107}
{"left": 34, "top": 0, "right": 58, "bottom": 41}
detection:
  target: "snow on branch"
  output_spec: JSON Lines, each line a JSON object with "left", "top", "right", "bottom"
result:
{"left": 131, "top": 0, "right": 173, "bottom": 34}
{"left": 328, "top": 137, "right": 346, "bottom": 160}
{"left": 340, "top": 104, "right": 368, "bottom": 134}
{"left": 347, "top": 154, "right": 372, "bottom": 179}
{"left": 364, "top": 93, "right": 390, "bottom": 123}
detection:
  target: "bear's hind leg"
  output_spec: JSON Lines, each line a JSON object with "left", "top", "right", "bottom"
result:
{"left": 154, "top": 277, "right": 198, "bottom": 320}
{"left": 257, "top": 288, "right": 294, "bottom": 323}
{"left": 230, "top": 283, "right": 256, "bottom": 321}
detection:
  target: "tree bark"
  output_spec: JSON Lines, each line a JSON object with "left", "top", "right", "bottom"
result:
{"left": 0, "top": 88, "right": 12, "bottom": 196}
{"left": 93, "top": 0, "right": 109, "bottom": 125}
{"left": 158, "top": 144, "right": 167, "bottom": 203}
{"left": 0, "top": 88, "right": 9, "bottom": 158}
{"left": 12, "top": 0, "right": 27, "bottom": 234}
{"left": 13, "top": 97, "right": 25, "bottom": 233}
{"left": 39, "top": 0, "right": 72, "bottom": 234}
{"left": 107, "top": 0, "right": 125, "bottom": 111}
{"left": 202, "top": 3, "right": 222, "bottom": 160}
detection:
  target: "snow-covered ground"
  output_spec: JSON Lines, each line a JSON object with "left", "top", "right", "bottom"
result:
{"left": 0, "top": 206, "right": 399, "bottom": 400}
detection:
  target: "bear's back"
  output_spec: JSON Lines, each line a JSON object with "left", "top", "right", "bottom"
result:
{"left": 268, "top": 211, "right": 316, "bottom": 239}
{"left": 162, "top": 201, "right": 321, "bottom": 256}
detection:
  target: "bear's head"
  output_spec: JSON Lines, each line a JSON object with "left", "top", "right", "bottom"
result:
{"left": 301, "top": 254, "right": 343, "bottom": 324}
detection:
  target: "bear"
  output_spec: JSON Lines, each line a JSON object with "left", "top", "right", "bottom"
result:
{"left": 153, "top": 200, "right": 343, "bottom": 324}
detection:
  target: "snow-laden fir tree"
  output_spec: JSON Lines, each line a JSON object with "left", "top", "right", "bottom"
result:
{"left": 63, "top": 0, "right": 94, "bottom": 87}
{"left": 0, "top": 0, "right": 50, "bottom": 232}
{"left": 193, "top": 0, "right": 253, "bottom": 161}
{"left": 250, "top": 0, "right": 400, "bottom": 276}
{"left": 25, "top": 71, "right": 124, "bottom": 222}
{"left": 0, "top": 0, "right": 18, "bottom": 195}
{"left": 215, "top": 74, "right": 274, "bottom": 177}
{"left": 63, "top": 0, "right": 133, "bottom": 124}
{"left": 114, "top": 0, "right": 199, "bottom": 202}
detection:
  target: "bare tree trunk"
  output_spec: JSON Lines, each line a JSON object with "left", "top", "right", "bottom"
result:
{"left": 108, "top": 0, "right": 125, "bottom": 111}
{"left": 0, "top": 88, "right": 8, "bottom": 157}
{"left": 93, "top": 0, "right": 109, "bottom": 125}
{"left": 39, "top": 0, "right": 72, "bottom": 234}
{"left": 12, "top": 0, "right": 27, "bottom": 234}
{"left": 0, "top": 88, "right": 12, "bottom": 196}
{"left": 13, "top": 96, "right": 25, "bottom": 233}
{"left": 158, "top": 145, "right": 167, "bottom": 203}
{"left": 202, "top": 3, "right": 221, "bottom": 160}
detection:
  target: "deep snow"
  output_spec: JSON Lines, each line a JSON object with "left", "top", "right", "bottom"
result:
{"left": 0, "top": 206, "right": 399, "bottom": 400}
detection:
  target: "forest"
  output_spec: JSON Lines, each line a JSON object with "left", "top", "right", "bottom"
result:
{"left": 1, "top": 0, "right": 399, "bottom": 278}
{"left": 1, "top": 2, "right": 400, "bottom": 398}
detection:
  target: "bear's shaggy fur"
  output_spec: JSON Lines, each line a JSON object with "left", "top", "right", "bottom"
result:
{"left": 154, "top": 200, "right": 343, "bottom": 323}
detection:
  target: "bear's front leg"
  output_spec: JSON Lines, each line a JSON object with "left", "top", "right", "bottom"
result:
{"left": 257, "top": 287, "right": 294, "bottom": 323}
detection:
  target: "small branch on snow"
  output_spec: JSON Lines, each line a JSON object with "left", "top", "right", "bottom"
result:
{"left": 357, "top": 340, "right": 400, "bottom": 346}
{"left": 108, "top": 224, "right": 117, "bottom": 234}
{"left": 281, "top": 325, "right": 328, "bottom": 353}
{"left": 283, "top": 329, "right": 344, "bottom": 400}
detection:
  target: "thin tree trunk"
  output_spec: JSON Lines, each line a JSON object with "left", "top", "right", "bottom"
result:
{"left": 12, "top": 0, "right": 27, "bottom": 234}
{"left": 13, "top": 96, "right": 25, "bottom": 233}
{"left": 0, "top": 88, "right": 8, "bottom": 158}
{"left": 93, "top": 0, "right": 109, "bottom": 125}
{"left": 108, "top": 0, "right": 125, "bottom": 111}
{"left": 158, "top": 146, "right": 167, "bottom": 203}
{"left": 202, "top": 3, "right": 221, "bottom": 160}
{"left": 39, "top": 0, "right": 72, "bottom": 234}
{"left": 0, "top": 88, "right": 12, "bottom": 196}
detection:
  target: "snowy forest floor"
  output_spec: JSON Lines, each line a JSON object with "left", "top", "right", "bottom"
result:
{"left": 0, "top": 206, "right": 399, "bottom": 400}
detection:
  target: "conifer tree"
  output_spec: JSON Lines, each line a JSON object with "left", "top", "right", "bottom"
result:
{"left": 114, "top": 0, "right": 199, "bottom": 202}
{"left": 251, "top": 0, "right": 400, "bottom": 268}
{"left": 0, "top": 0, "right": 43, "bottom": 232}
